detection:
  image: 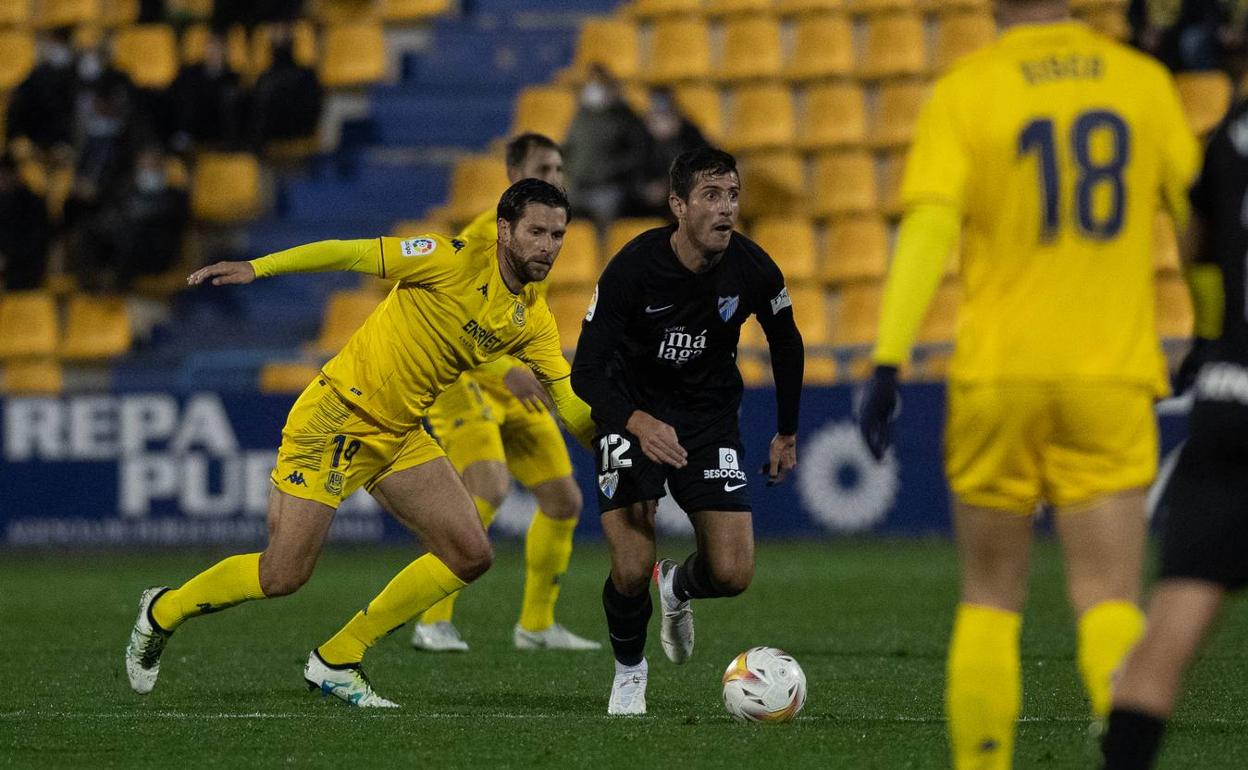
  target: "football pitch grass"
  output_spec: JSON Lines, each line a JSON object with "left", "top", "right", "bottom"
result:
{"left": 4, "top": 539, "right": 1247, "bottom": 769}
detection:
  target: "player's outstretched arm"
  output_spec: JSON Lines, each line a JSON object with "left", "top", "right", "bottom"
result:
{"left": 187, "top": 261, "right": 256, "bottom": 286}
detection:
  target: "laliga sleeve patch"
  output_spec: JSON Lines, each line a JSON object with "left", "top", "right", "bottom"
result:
{"left": 769, "top": 286, "right": 792, "bottom": 315}
{"left": 585, "top": 284, "right": 599, "bottom": 321}
{"left": 400, "top": 238, "right": 437, "bottom": 257}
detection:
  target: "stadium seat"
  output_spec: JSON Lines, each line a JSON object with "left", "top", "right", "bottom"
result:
{"left": 259, "top": 361, "right": 322, "bottom": 393}
{"left": 225, "top": 24, "right": 250, "bottom": 74}
{"left": 797, "top": 82, "right": 866, "bottom": 150}
{"left": 319, "top": 22, "right": 387, "bottom": 88}
{"left": 1156, "top": 274, "right": 1193, "bottom": 339}
{"left": 101, "top": 0, "right": 137, "bottom": 26}
{"left": 629, "top": 0, "right": 702, "bottom": 16}
{"left": 0, "top": 0, "right": 29, "bottom": 25}
{"left": 932, "top": 8, "right": 996, "bottom": 71}
{"left": 180, "top": 23, "right": 210, "bottom": 64}
{"left": 749, "top": 217, "right": 818, "bottom": 283}
{"left": 606, "top": 217, "right": 668, "bottom": 257}
{"left": 445, "top": 154, "right": 511, "bottom": 223}
{"left": 879, "top": 150, "right": 906, "bottom": 217}
{"left": 847, "top": 0, "right": 915, "bottom": 15}
{"left": 829, "top": 280, "right": 882, "bottom": 347}
{"left": 549, "top": 221, "right": 601, "bottom": 288}
{"left": 192, "top": 152, "right": 263, "bottom": 224}
{"left": 379, "top": 0, "right": 452, "bottom": 21}
{"left": 311, "top": 290, "right": 383, "bottom": 355}
{"left": 2, "top": 359, "right": 63, "bottom": 394}
{"left": 822, "top": 214, "right": 889, "bottom": 283}
{"left": 704, "top": 0, "right": 774, "bottom": 14}
{"left": 726, "top": 84, "right": 795, "bottom": 152}
{"left": 916, "top": 279, "right": 958, "bottom": 344}
{"left": 1176, "top": 71, "right": 1233, "bottom": 137}
{"left": 909, "top": 349, "right": 951, "bottom": 382}
{"left": 249, "top": 21, "right": 318, "bottom": 77}
{"left": 857, "top": 11, "right": 927, "bottom": 80}
{"left": 114, "top": 25, "right": 179, "bottom": 89}
{"left": 736, "top": 321, "right": 772, "bottom": 386}
{"left": 645, "top": 16, "right": 712, "bottom": 84}
{"left": 0, "top": 291, "right": 58, "bottom": 359}
{"left": 0, "top": 30, "right": 36, "bottom": 92}
{"left": 58, "top": 294, "right": 132, "bottom": 360}
{"left": 776, "top": 0, "right": 843, "bottom": 13}
{"left": 870, "top": 79, "right": 928, "bottom": 149}
{"left": 36, "top": 0, "right": 98, "bottom": 28}
{"left": 719, "top": 14, "right": 783, "bottom": 82}
{"left": 1154, "top": 212, "right": 1180, "bottom": 273}
{"left": 571, "top": 17, "right": 640, "bottom": 81}
{"left": 546, "top": 288, "right": 595, "bottom": 347}
{"left": 1078, "top": 5, "right": 1130, "bottom": 41}
{"left": 673, "top": 84, "right": 724, "bottom": 142}
{"left": 789, "top": 285, "right": 830, "bottom": 344}
{"left": 782, "top": 12, "right": 853, "bottom": 81}
{"left": 811, "top": 150, "right": 878, "bottom": 217}
{"left": 312, "top": 0, "right": 377, "bottom": 23}
{"left": 737, "top": 150, "right": 807, "bottom": 217}
{"left": 510, "top": 85, "right": 576, "bottom": 143}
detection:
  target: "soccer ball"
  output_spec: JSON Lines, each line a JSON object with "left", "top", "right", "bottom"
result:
{"left": 721, "top": 646, "right": 807, "bottom": 723}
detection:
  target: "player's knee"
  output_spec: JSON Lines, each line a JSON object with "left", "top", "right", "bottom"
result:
{"left": 258, "top": 563, "right": 311, "bottom": 598}
{"left": 613, "top": 563, "right": 652, "bottom": 596}
{"left": 543, "top": 485, "right": 582, "bottom": 521}
{"left": 710, "top": 560, "right": 753, "bottom": 597}
{"left": 446, "top": 534, "right": 494, "bottom": 583}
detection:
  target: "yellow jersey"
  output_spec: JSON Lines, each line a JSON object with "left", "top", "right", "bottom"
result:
{"left": 900, "top": 21, "right": 1199, "bottom": 393}
{"left": 249, "top": 233, "right": 591, "bottom": 443}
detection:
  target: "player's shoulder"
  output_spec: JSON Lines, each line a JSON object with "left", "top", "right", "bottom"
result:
{"left": 602, "top": 224, "right": 675, "bottom": 277}
{"left": 382, "top": 232, "right": 469, "bottom": 259}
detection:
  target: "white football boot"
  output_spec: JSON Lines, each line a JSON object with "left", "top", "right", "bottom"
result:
{"left": 514, "top": 623, "right": 602, "bottom": 651}
{"left": 125, "top": 586, "right": 173, "bottom": 694}
{"left": 607, "top": 658, "right": 648, "bottom": 716}
{"left": 303, "top": 650, "right": 399, "bottom": 708}
{"left": 654, "top": 559, "right": 694, "bottom": 664}
{"left": 410, "top": 621, "right": 470, "bottom": 652}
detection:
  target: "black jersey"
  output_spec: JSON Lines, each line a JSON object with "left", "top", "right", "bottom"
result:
{"left": 571, "top": 225, "right": 803, "bottom": 437}
{"left": 1191, "top": 97, "right": 1248, "bottom": 365}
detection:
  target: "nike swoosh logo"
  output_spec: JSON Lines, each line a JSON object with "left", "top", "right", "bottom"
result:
{"left": 723, "top": 482, "right": 746, "bottom": 492}
{"left": 645, "top": 304, "right": 674, "bottom": 314}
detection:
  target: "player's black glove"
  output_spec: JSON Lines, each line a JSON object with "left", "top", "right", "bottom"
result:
{"left": 858, "top": 364, "right": 899, "bottom": 461}
{"left": 1173, "top": 337, "right": 1212, "bottom": 396}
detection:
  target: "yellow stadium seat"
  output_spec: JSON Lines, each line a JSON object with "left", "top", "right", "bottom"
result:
{"left": 749, "top": 217, "right": 818, "bottom": 283}
{"left": 822, "top": 214, "right": 889, "bottom": 283}
{"left": 726, "top": 84, "right": 795, "bottom": 152}
{"left": 546, "top": 287, "right": 595, "bottom": 348}
{"left": 392, "top": 217, "right": 452, "bottom": 238}
{"left": 857, "top": 11, "right": 927, "bottom": 80}
{"left": 933, "top": 9, "right": 996, "bottom": 71}
{"left": 311, "top": 289, "right": 383, "bottom": 356}
{"left": 37, "top": 0, "right": 98, "bottom": 28}
{"left": 0, "top": 30, "right": 36, "bottom": 92}
{"left": 259, "top": 361, "right": 322, "bottom": 393}
{"left": 916, "top": 279, "right": 958, "bottom": 344}
{"left": 510, "top": 85, "right": 576, "bottom": 143}
{"left": 829, "top": 280, "right": 881, "bottom": 347}
{"left": 58, "top": 294, "right": 131, "bottom": 360}
{"left": 789, "top": 285, "right": 830, "bottom": 344}
{"left": 908, "top": 349, "right": 951, "bottom": 382}
{"left": 1154, "top": 212, "right": 1180, "bottom": 273}
{"left": 101, "top": 0, "right": 137, "bottom": 26}
{"left": 719, "top": 14, "right": 783, "bottom": 82}
{"left": 2, "top": 359, "right": 63, "bottom": 394}
{"left": 812, "top": 150, "right": 877, "bottom": 217}
{"left": 249, "top": 21, "right": 318, "bottom": 77}
{"left": 797, "top": 81, "right": 866, "bottom": 150}
{"left": 847, "top": 0, "right": 914, "bottom": 15}
{"left": 572, "top": 17, "right": 640, "bottom": 81}
{"left": 549, "top": 221, "right": 602, "bottom": 288}
{"left": 782, "top": 12, "right": 853, "bottom": 81}
{"left": 1156, "top": 274, "right": 1193, "bottom": 339}
{"left": 673, "top": 84, "right": 724, "bottom": 142}
{"left": 629, "top": 0, "right": 702, "bottom": 16}
{"left": 180, "top": 23, "right": 210, "bottom": 64}
{"left": 192, "top": 152, "right": 263, "bottom": 224}
{"left": 225, "top": 24, "right": 249, "bottom": 73}
{"left": 1176, "top": 70, "right": 1233, "bottom": 136}
{"left": 870, "top": 79, "right": 928, "bottom": 149}
{"left": 645, "top": 16, "right": 712, "bottom": 84}
{"left": 379, "top": 0, "right": 452, "bottom": 21}
{"left": 1078, "top": 5, "right": 1130, "bottom": 41}
{"left": 0, "top": 0, "right": 29, "bottom": 25}
{"left": 114, "top": 24, "right": 178, "bottom": 88}
{"left": 879, "top": 149, "right": 906, "bottom": 217}
{"left": 776, "top": 0, "right": 842, "bottom": 13}
{"left": 0, "top": 291, "right": 58, "bottom": 359}
{"left": 606, "top": 217, "right": 668, "bottom": 256}
{"left": 319, "top": 22, "right": 387, "bottom": 88}
{"left": 737, "top": 150, "right": 807, "bottom": 217}
{"left": 312, "top": 0, "right": 377, "bottom": 23}
{"left": 705, "top": 0, "right": 774, "bottom": 14}
{"left": 446, "top": 154, "right": 510, "bottom": 223}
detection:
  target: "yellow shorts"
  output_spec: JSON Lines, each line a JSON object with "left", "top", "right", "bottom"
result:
{"left": 944, "top": 382, "right": 1158, "bottom": 514}
{"left": 271, "top": 377, "right": 445, "bottom": 508}
{"left": 426, "top": 374, "right": 573, "bottom": 489}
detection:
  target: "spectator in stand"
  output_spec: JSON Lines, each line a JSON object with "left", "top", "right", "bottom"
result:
{"left": 562, "top": 64, "right": 654, "bottom": 228}
{"left": 6, "top": 27, "right": 79, "bottom": 156}
{"left": 115, "top": 145, "right": 190, "bottom": 286}
{"left": 247, "top": 22, "right": 323, "bottom": 153}
{"left": 0, "top": 153, "right": 52, "bottom": 291}
{"left": 212, "top": 0, "right": 305, "bottom": 30}
{"left": 1131, "top": 0, "right": 1248, "bottom": 71}
{"left": 634, "top": 88, "right": 709, "bottom": 219}
{"left": 167, "top": 31, "right": 245, "bottom": 153}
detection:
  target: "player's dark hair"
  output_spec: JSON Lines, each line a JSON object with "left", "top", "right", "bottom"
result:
{"left": 497, "top": 178, "right": 571, "bottom": 226}
{"left": 669, "top": 147, "right": 738, "bottom": 200}
{"left": 505, "top": 133, "right": 561, "bottom": 170}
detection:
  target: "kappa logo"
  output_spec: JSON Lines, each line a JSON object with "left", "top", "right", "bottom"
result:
{"left": 599, "top": 470, "right": 620, "bottom": 499}
{"left": 284, "top": 470, "right": 308, "bottom": 487}
{"left": 400, "top": 238, "right": 437, "bottom": 257}
{"left": 325, "top": 470, "right": 345, "bottom": 496}
{"left": 478, "top": 283, "right": 488, "bottom": 298}
{"left": 451, "top": 238, "right": 466, "bottom": 253}
{"left": 717, "top": 295, "right": 739, "bottom": 322}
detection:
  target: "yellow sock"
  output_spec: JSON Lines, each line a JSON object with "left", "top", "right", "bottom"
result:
{"left": 419, "top": 496, "right": 495, "bottom": 625}
{"left": 519, "top": 509, "right": 578, "bottom": 632}
{"left": 947, "top": 603, "right": 1022, "bottom": 770}
{"left": 319, "top": 554, "right": 466, "bottom": 665}
{"left": 1078, "top": 599, "right": 1145, "bottom": 719}
{"left": 150, "top": 553, "right": 264, "bottom": 631}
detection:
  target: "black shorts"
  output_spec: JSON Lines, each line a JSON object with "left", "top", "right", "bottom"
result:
{"left": 592, "top": 422, "right": 752, "bottom": 515}
{"left": 1159, "top": 396, "right": 1248, "bottom": 591}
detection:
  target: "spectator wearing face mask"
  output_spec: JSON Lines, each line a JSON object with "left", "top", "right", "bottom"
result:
{"left": 0, "top": 153, "right": 52, "bottom": 291}
{"left": 247, "top": 22, "right": 322, "bottom": 154}
{"left": 167, "top": 32, "right": 245, "bottom": 153}
{"left": 115, "top": 145, "right": 190, "bottom": 286}
{"left": 634, "top": 88, "right": 710, "bottom": 219}
{"left": 6, "top": 27, "right": 79, "bottom": 155}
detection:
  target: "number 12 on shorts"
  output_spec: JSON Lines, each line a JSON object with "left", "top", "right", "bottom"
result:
{"left": 599, "top": 434, "right": 633, "bottom": 472}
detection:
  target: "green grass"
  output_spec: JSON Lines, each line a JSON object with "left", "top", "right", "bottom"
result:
{"left": 2, "top": 539, "right": 1247, "bottom": 768}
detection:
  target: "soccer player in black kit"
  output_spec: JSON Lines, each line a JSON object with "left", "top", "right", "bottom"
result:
{"left": 1101, "top": 99, "right": 1248, "bottom": 769}
{"left": 571, "top": 148, "right": 804, "bottom": 715}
